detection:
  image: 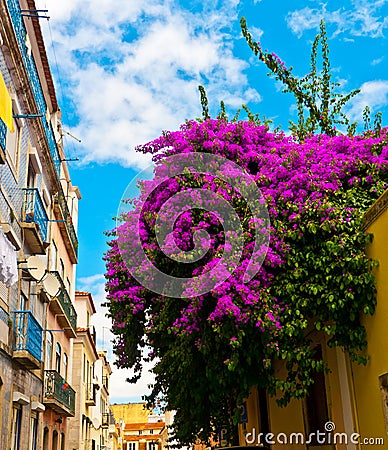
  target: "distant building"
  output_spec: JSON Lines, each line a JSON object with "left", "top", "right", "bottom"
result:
{"left": 111, "top": 403, "right": 167, "bottom": 450}
{"left": 111, "top": 403, "right": 152, "bottom": 425}
{"left": 67, "top": 291, "right": 99, "bottom": 450}
{"left": 68, "top": 292, "right": 116, "bottom": 450}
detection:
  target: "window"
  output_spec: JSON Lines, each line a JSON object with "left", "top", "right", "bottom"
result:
{"left": 46, "top": 331, "right": 53, "bottom": 370}
{"left": 257, "top": 388, "right": 270, "bottom": 436}
{"left": 128, "top": 443, "right": 136, "bottom": 450}
{"left": 59, "top": 259, "right": 65, "bottom": 281}
{"left": 42, "top": 427, "right": 49, "bottom": 450}
{"left": 148, "top": 442, "right": 157, "bottom": 450}
{"left": 52, "top": 430, "right": 58, "bottom": 450}
{"left": 11, "top": 406, "right": 21, "bottom": 450}
{"left": 63, "top": 353, "right": 68, "bottom": 380}
{"left": 55, "top": 343, "right": 61, "bottom": 374}
{"left": 6, "top": 116, "right": 20, "bottom": 171}
{"left": 66, "top": 277, "right": 71, "bottom": 296}
{"left": 304, "top": 345, "right": 329, "bottom": 445}
{"left": 51, "top": 242, "right": 57, "bottom": 271}
{"left": 149, "top": 429, "right": 154, "bottom": 434}
{"left": 60, "top": 432, "right": 65, "bottom": 450}
{"left": 86, "top": 359, "right": 90, "bottom": 386}
{"left": 29, "top": 416, "right": 38, "bottom": 450}
{"left": 19, "top": 292, "right": 28, "bottom": 311}
{"left": 27, "top": 160, "right": 37, "bottom": 188}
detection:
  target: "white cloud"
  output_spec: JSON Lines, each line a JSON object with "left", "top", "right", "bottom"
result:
{"left": 371, "top": 56, "right": 384, "bottom": 66}
{"left": 249, "top": 26, "right": 264, "bottom": 42}
{"left": 346, "top": 80, "right": 388, "bottom": 121}
{"left": 77, "top": 273, "right": 155, "bottom": 403}
{"left": 110, "top": 366, "right": 155, "bottom": 403}
{"left": 286, "top": 1, "right": 388, "bottom": 38}
{"left": 36, "top": 0, "right": 261, "bottom": 169}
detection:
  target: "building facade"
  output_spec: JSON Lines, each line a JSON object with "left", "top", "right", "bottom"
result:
{"left": 0, "top": 0, "right": 80, "bottom": 449}
{"left": 69, "top": 292, "right": 116, "bottom": 450}
{"left": 111, "top": 404, "right": 167, "bottom": 450}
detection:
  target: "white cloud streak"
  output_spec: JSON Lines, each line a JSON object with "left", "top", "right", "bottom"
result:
{"left": 286, "top": 0, "right": 388, "bottom": 38}
{"left": 36, "top": 0, "right": 261, "bottom": 169}
{"left": 346, "top": 80, "right": 388, "bottom": 121}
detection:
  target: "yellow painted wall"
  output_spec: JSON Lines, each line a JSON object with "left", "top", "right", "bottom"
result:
{"left": 240, "top": 337, "right": 350, "bottom": 450}
{"left": 350, "top": 202, "right": 388, "bottom": 442}
{"left": 111, "top": 403, "right": 152, "bottom": 424}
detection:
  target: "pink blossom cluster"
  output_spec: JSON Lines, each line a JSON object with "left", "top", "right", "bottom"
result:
{"left": 105, "top": 119, "right": 388, "bottom": 367}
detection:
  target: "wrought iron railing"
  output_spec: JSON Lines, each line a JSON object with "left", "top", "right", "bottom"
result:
{"left": 102, "top": 375, "right": 109, "bottom": 392}
{"left": 85, "top": 383, "right": 96, "bottom": 403}
{"left": 49, "top": 271, "right": 77, "bottom": 333}
{"left": 13, "top": 310, "right": 43, "bottom": 361}
{"left": 22, "top": 188, "right": 48, "bottom": 241}
{"left": 6, "top": 1, "right": 79, "bottom": 252}
{"left": 0, "top": 119, "right": 6, "bottom": 152}
{"left": 6, "top": 0, "right": 61, "bottom": 175}
{"left": 55, "top": 187, "right": 79, "bottom": 257}
{"left": 102, "top": 412, "right": 115, "bottom": 427}
{"left": 44, "top": 369, "right": 75, "bottom": 415}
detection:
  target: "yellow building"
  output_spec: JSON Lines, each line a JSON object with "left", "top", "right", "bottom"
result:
{"left": 111, "top": 403, "right": 167, "bottom": 450}
{"left": 111, "top": 403, "right": 152, "bottom": 425}
{"left": 239, "top": 192, "right": 388, "bottom": 450}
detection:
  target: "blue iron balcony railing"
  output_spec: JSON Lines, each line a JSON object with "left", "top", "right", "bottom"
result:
{"left": 0, "top": 119, "right": 6, "bottom": 153}
{"left": 6, "top": 0, "right": 79, "bottom": 253}
{"left": 22, "top": 188, "right": 48, "bottom": 242}
{"left": 49, "top": 271, "right": 77, "bottom": 335}
{"left": 13, "top": 310, "right": 43, "bottom": 363}
{"left": 7, "top": 0, "right": 61, "bottom": 175}
{"left": 44, "top": 370, "right": 75, "bottom": 416}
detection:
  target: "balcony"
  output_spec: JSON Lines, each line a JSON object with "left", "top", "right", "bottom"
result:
{"left": 53, "top": 187, "right": 78, "bottom": 263}
{"left": 102, "top": 412, "right": 116, "bottom": 429}
{"left": 44, "top": 370, "right": 75, "bottom": 417}
{"left": 21, "top": 188, "right": 49, "bottom": 254}
{"left": 12, "top": 311, "right": 43, "bottom": 369}
{"left": 102, "top": 375, "right": 109, "bottom": 393}
{"left": 7, "top": 0, "right": 61, "bottom": 176}
{"left": 0, "top": 119, "right": 6, "bottom": 163}
{"left": 49, "top": 271, "right": 77, "bottom": 338}
{"left": 85, "top": 383, "right": 97, "bottom": 406}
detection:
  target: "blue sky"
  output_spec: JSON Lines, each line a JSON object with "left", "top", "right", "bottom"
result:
{"left": 36, "top": 0, "right": 388, "bottom": 402}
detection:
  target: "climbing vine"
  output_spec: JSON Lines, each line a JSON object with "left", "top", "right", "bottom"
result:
{"left": 104, "top": 19, "right": 388, "bottom": 446}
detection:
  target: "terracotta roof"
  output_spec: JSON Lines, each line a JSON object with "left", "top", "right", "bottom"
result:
{"left": 124, "top": 423, "right": 165, "bottom": 431}
{"left": 124, "top": 435, "right": 163, "bottom": 442}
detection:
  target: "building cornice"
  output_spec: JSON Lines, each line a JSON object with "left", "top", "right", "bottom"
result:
{"left": 363, "top": 188, "right": 388, "bottom": 230}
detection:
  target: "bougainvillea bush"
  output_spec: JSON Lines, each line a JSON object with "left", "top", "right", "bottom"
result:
{"left": 104, "top": 117, "right": 388, "bottom": 444}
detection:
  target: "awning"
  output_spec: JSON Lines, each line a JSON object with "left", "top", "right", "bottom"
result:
{"left": 0, "top": 71, "right": 14, "bottom": 132}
